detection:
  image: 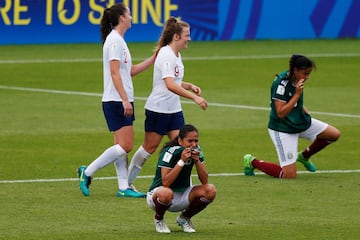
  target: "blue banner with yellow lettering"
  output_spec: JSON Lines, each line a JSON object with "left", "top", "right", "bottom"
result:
{"left": 0, "top": 0, "right": 359, "bottom": 45}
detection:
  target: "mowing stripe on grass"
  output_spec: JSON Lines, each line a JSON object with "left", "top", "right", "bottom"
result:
{"left": 1, "top": 170, "right": 360, "bottom": 184}
{"left": 1, "top": 85, "right": 359, "bottom": 119}
{"left": 0, "top": 53, "right": 359, "bottom": 64}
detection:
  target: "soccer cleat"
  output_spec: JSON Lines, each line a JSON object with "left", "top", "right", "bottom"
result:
{"left": 116, "top": 188, "right": 146, "bottom": 198}
{"left": 176, "top": 215, "right": 196, "bottom": 233}
{"left": 154, "top": 219, "right": 171, "bottom": 233}
{"left": 243, "top": 154, "right": 256, "bottom": 176}
{"left": 77, "top": 165, "right": 91, "bottom": 196}
{"left": 297, "top": 152, "right": 317, "bottom": 172}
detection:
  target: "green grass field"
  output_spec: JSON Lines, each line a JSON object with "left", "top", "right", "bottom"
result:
{"left": 1, "top": 39, "right": 359, "bottom": 240}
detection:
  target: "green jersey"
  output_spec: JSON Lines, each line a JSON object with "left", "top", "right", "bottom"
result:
{"left": 149, "top": 145, "right": 204, "bottom": 192}
{"left": 268, "top": 70, "right": 311, "bottom": 133}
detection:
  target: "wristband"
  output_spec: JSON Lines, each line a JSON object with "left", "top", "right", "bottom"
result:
{"left": 177, "top": 160, "right": 185, "bottom": 167}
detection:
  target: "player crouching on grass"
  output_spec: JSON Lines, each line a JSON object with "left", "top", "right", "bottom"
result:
{"left": 146, "top": 124, "right": 216, "bottom": 233}
{"left": 244, "top": 54, "right": 340, "bottom": 178}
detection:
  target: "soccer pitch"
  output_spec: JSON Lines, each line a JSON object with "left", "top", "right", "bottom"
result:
{"left": 0, "top": 39, "right": 359, "bottom": 239}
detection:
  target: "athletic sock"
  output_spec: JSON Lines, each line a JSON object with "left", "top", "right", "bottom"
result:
{"left": 154, "top": 197, "right": 171, "bottom": 220}
{"left": 182, "top": 197, "right": 212, "bottom": 219}
{"left": 128, "top": 146, "right": 151, "bottom": 184}
{"left": 85, "top": 144, "right": 126, "bottom": 177}
{"left": 302, "top": 138, "right": 333, "bottom": 159}
{"left": 252, "top": 159, "right": 283, "bottom": 178}
{"left": 114, "top": 154, "right": 129, "bottom": 190}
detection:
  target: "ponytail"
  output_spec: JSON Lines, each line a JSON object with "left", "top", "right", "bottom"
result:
{"left": 154, "top": 17, "right": 189, "bottom": 54}
{"left": 100, "top": 3, "right": 127, "bottom": 44}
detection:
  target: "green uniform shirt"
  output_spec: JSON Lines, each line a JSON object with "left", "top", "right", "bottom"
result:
{"left": 268, "top": 70, "right": 311, "bottom": 133}
{"left": 149, "top": 145, "right": 204, "bottom": 192}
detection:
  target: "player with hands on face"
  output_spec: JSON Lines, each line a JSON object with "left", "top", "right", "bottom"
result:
{"left": 146, "top": 124, "right": 216, "bottom": 233}
{"left": 244, "top": 54, "right": 340, "bottom": 179}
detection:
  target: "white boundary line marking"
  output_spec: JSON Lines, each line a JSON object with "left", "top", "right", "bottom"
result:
{"left": 1, "top": 170, "right": 360, "bottom": 184}
{"left": 0, "top": 52, "right": 360, "bottom": 64}
{"left": 1, "top": 85, "right": 359, "bottom": 118}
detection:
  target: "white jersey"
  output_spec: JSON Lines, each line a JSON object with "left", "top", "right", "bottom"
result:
{"left": 144, "top": 45, "right": 184, "bottom": 113}
{"left": 102, "top": 30, "right": 133, "bottom": 102}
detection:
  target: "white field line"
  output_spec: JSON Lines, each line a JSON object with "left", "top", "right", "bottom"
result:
{"left": 0, "top": 52, "right": 360, "bottom": 64}
{"left": 1, "top": 170, "right": 360, "bottom": 184}
{"left": 0, "top": 85, "right": 359, "bottom": 184}
{"left": 1, "top": 85, "right": 359, "bottom": 119}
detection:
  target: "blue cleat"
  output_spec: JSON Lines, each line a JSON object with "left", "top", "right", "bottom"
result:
{"left": 77, "top": 165, "right": 91, "bottom": 196}
{"left": 117, "top": 188, "right": 146, "bottom": 198}
{"left": 297, "top": 153, "right": 317, "bottom": 172}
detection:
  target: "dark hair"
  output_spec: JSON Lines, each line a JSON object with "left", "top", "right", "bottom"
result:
{"left": 154, "top": 17, "right": 190, "bottom": 53}
{"left": 160, "top": 124, "right": 198, "bottom": 153}
{"left": 288, "top": 54, "right": 316, "bottom": 78}
{"left": 100, "top": 3, "right": 127, "bottom": 44}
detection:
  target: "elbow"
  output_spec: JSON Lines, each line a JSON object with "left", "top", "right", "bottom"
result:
{"left": 276, "top": 111, "right": 287, "bottom": 119}
{"left": 166, "top": 85, "right": 176, "bottom": 93}
{"left": 162, "top": 179, "right": 171, "bottom": 187}
{"left": 277, "top": 113, "right": 286, "bottom": 119}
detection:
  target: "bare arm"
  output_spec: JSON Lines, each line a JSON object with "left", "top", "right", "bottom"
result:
{"left": 161, "top": 149, "right": 192, "bottom": 187}
{"left": 165, "top": 78, "right": 207, "bottom": 110}
{"left": 110, "top": 60, "right": 132, "bottom": 117}
{"left": 181, "top": 81, "right": 202, "bottom": 96}
{"left": 131, "top": 54, "right": 156, "bottom": 76}
{"left": 274, "top": 79, "right": 304, "bottom": 118}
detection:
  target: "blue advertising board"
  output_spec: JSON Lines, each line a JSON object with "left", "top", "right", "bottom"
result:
{"left": 0, "top": 0, "right": 359, "bottom": 44}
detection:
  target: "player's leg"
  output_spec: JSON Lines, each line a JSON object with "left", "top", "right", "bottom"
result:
{"left": 300, "top": 119, "right": 340, "bottom": 160}
{"left": 176, "top": 184, "right": 216, "bottom": 233}
{"left": 147, "top": 187, "right": 173, "bottom": 233}
{"left": 128, "top": 110, "right": 168, "bottom": 187}
{"left": 128, "top": 131, "right": 163, "bottom": 187}
{"left": 112, "top": 126, "right": 146, "bottom": 197}
{"left": 244, "top": 130, "right": 298, "bottom": 178}
{"left": 183, "top": 184, "right": 216, "bottom": 219}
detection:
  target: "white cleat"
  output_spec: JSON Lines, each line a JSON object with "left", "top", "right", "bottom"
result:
{"left": 176, "top": 215, "right": 196, "bottom": 233}
{"left": 154, "top": 219, "right": 171, "bottom": 233}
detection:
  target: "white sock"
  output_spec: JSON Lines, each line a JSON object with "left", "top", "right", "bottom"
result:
{"left": 85, "top": 144, "right": 126, "bottom": 177}
{"left": 114, "top": 154, "right": 129, "bottom": 190}
{"left": 128, "top": 146, "right": 151, "bottom": 184}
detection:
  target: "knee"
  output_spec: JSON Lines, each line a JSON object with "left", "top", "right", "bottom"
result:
{"left": 282, "top": 168, "right": 297, "bottom": 179}
{"left": 118, "top": 143, "right": 133, "bottom": 153}
{"left": 204, "top": 184, "right": 217, "bottom": 201}
{"left": 282, "top": 172, "right": 297, "bottom": 179}
{"left": 333, "top": 128, "right": 341, "bottom": 141}
{"left": 143, "top": 143, "right": 159, "bottom": 154}
{"left": 155, "top": 187, "right": 173, "bottom": 204}
{"left": 326, "top": 125, "right": 341, "bottom": 142}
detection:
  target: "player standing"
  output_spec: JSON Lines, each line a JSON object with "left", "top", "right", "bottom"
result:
{"left": 77, "top": 3, "right": 154, "bottom": 197}
{"left": 127, "top": 17, "right": 208, "bottom": 191}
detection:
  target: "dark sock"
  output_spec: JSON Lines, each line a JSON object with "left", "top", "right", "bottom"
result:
{"left": 252, "top": 159, "right": 283, "bottom": 178}
{"left": 154, "top": 197, "right": 170, "bottom": 220}
{"left": 182, "top": 197, "right": 211, "bottom": 219}
{"left": 302, "top": 138, "right": 332, "bottom": 159}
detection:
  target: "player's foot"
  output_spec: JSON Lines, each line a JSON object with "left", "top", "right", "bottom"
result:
{"left": 117, "top": 188, "right": 146, "bottom": 198}
{"left": 297, "top": 152, "right": 317, "bottom": 172}
{"left": 77, "top": 165, "right": 91, "bottom": 196}
{"left": 243, "top": 154, "right": 256, "bottom": 176}
{"left": 154, "top": 219, "right": 171, "bottom": 233}
{"left": 176, "top": 215, "right": 196, "bottom": 233}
